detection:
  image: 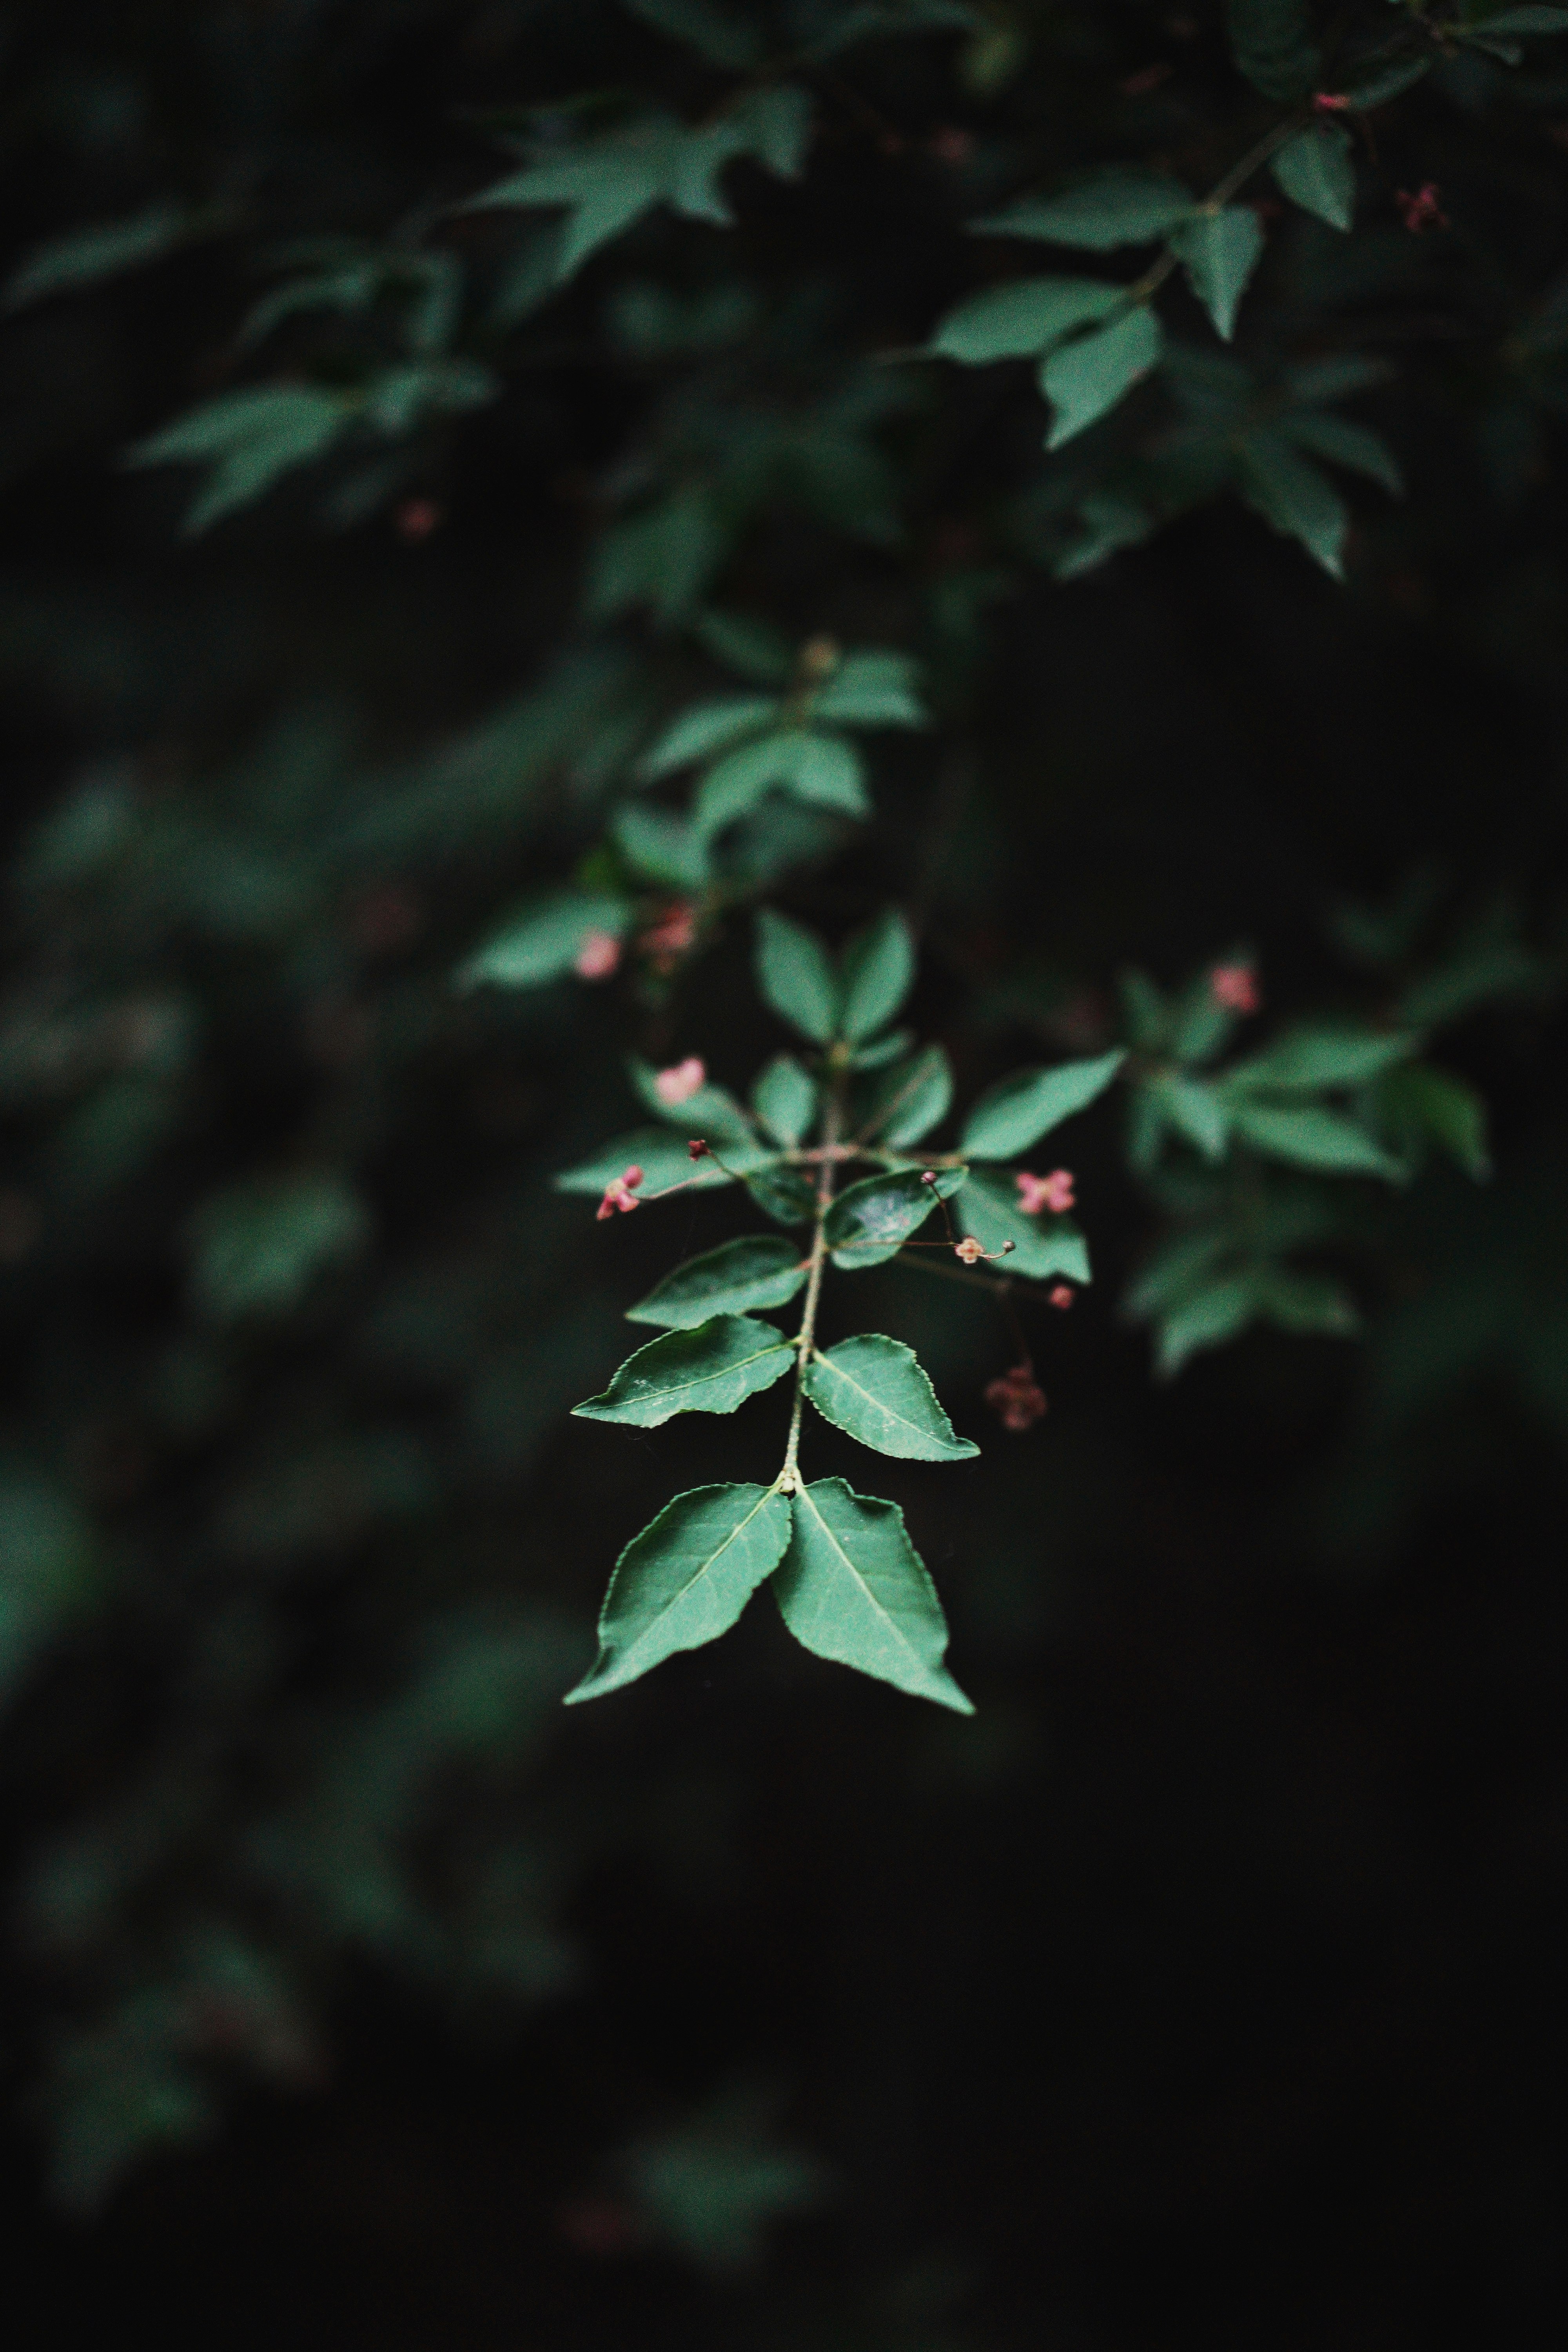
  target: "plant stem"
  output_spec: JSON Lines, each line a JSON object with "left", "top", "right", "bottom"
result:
{"left": 778, "top": 1076, "right": 844, "bottom": 1493}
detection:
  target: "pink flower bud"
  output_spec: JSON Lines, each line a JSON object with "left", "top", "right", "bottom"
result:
{"left": 1048, "top": 1284, "right": 1074, "bottom": 1311}
{"left": 954, "top": 1237, "right": 987, "bottom": 1264}
{"left": 595, "top": 1166, "right": 643, "bottom": 1220}
{"left": 688, "top": 1138, "right": 710, "bottom": 1160}
{"left": 1209, "top": 962, "right": 1260, "bottom": 1015}
{"left": 653, "top": 1056, "right": 705, "bottom": 1106}
{"left": 1396, "top": 182, "right": 1448, "bottom": 234}
{"left": 575, "top": 929, "right": 622, "bottom": 981}
{"left": 984, "top": 1363, "right": 1047, "bottom": 1431}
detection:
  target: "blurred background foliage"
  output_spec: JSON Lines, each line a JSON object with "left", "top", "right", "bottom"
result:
{"left": 1, "top": 2, "right": 1567, "bottom": 2345}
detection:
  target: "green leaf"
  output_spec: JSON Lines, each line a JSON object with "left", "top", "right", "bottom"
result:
{"left": 642, "top": 695, "right": 780, "bottom": 777}
{"left": 627, "top": 1236, "right": 810, "bottom": 1327}
{"left": 1278, "top": 411, "right": 1403, "bottom": 495}
{"left": 1225, "top": 0, "right": 1320, "bottom": 102}
{"left": 848, "top": 1029, "right": 914, "bottom": 1072}
{"left": 627, "top": 1061, "right": 757, "bottom": 1152}
{"left": 1156, "top": 1272, "right": 1262, "bottom": 1375}
{"left": 564, "top": 1483, "right": 791, "bottom": 1702}
{"left": 960, "top": 1049, "right": 1126, "bottom": 1157}
{"left": 4, "top": 200, "right": 218, "bottom": 311}
{"left": 805, "top": 1336, "right": 978, "bottom": 1461}
{"left": 971, "top": 170, "right": 1194, "bottom": 249}
{"left": 930, "top": 276, "right": 1123, "bottom": 363}
{"left": 1223, "top": 1028, "right": 1417, "bottom": 1092}
{"left": 1341, "top": 57, "right": 1431, "bottom": 109}
{"left": 1258, "top": 1267, "right": 1360, "bottom": 1339}
{"left": 572, "top": 1315, "right": 795, "bottom": 1426}
{"left": 1040, "top": 309, "right": 1163, "bottom": 449}
{"left": 862, "top": 1046, "right": 953, "bottom": 1147}
{"left": 124, "top": 386, "right": 354, "bottom": 533}
{"left": 1228, "top": 1101, "right": 1405, "bottom": 1178}
{"left": 751, "top": 1055, "right": 817, "bottom": 1147}
{"left": 456, "top": 889, "right": 629, "bottom": 988}
{"left": 1172, "top": 207, "right": 1264, "bottom": 342}
{"left": 755, "top": 910, "right": 841, "bottom": 1043}
{"left": 955, "top": 1169, "right": 1091, "bottom": 1282}
{"left": 1145, "top": 1072, "right": 1230, "bottom": 1161}
{"left": 744, "top": 1164, "right": 819, "bottom": 1226}
{"left": 838, "top": 909, "right": 915, "bottom": 1042}
{"left": 1236, "top": 430, "right": 1348, "bottom": 578}
{"left": 621, "top": 0, "right": 765, "bottom": 70}
{"left": 695, "top": 731, "right": 867, "bottom": 837}
{"left": 554, "top": 1127, "right": 738, "bottom": 1198}
{"left": 187, "top": 1173, "right": 372, "bottom": 1321}
{"left": 808, "top": 650, "right": 927, "bottom": 727}
{"left": 774, "top": 1480, "right": 973, "bottom": 1713}
{"left": 825, "top": 1166, "right": 966, "bottom": 1269}
{"left": 1374, "top": 1063, "right": 1492, "bottom": 1181}
{"left": 609, "top": 806, "right": 711, "bottom": 891}
{"left": 1270, "top": 126, "right": 1355, "bottom": 232}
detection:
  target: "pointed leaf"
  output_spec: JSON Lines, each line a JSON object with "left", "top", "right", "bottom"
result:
{"left": 555, "top": 1126, "right": 738, "bottom": 1197}
{"left": 1237, "top": 430, "right": 1348, "bottom": 578}
{"left": 744, "top": 1163, "right": 818, "bottom": 1227}
{"left": 960, "top": 1049, "right": 1126, "bottom": 1158}
{"left": 564, "top": 1483, "right": 791, "bottom": 1702}
{"left": 1225, "top": 0, "right": 1320, "bottom": 102}
{"left": 862, "top": 1046, "right": 953, "bottom": 1147}
{"left": 930, "top": 276, "right": 1123, "bottom": 363}
{"left": 628, "top": 1056, "right": 758, "bottom": 1147}
{"left": 1223, "top": 1028, "right": 1417, "bottom": 1093}
{"left": 1278, "top": 410, "right": 1403, "bottom": 495}
{"left": 1172, "top": 207, "right": 1264, "bottom": 342}
{"left": 1145, "top": 1072, "right": 1230, "bottom": 1161}
{"left": 825, "top": 1165, "right": 966, "bottom": 1270}
{"left": 955, "top": 1169, "right": 1091, "bottom": 1282}
{"left": 808, "top": 650, "right": 927, "bottom": 728}
{"left": 1157, "top": 1272, "right": 1262, "bottom": 1376}
{"left": 838, "top": 910, "right": 915, "bottom": 1042}
{"left": 755, "top": 910, "right": 841, "bottom": 1043}
{"left": 627, "top": 1236, "right": 810, "bottom": 1328}
{"left": 971, "top": 171, "right": 1194, "bottom": 249}
{"left": 696, "top": 731, "right": 867, "bottom": 837}
{"left": 1040, "top": 309, "right": 1163, "bottom": 449}
{"left": 775, "top": 1480, "right": 973, "bottom": 1713}
{"left": 641, "top": 695, "right": 780, "bottom": 778}
{"left": 751, "top": 1054, "right": 817, "bottom": 1147}
{"left": 806, "top": 1335, "right": 978, "bottom": 1461}
{"left": 1228, "top": 1100, "right": 1405, "bottom": 1178}
{"left": 456, "top": 889, "right": 630, "bottom": 989}
{"left": 572, "top": 1315, "right": 795, "bottom": 1426}
{"left": 1270, "top": 126, "right": 1354, "bottom": 232}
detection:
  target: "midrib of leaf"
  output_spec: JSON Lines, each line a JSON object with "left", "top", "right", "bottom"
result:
{"left": 628, "top": 1330, "right": 792, "bottom": 1404}
{"left": 624, "top": 1485, "right": 782, "bottom": 1632}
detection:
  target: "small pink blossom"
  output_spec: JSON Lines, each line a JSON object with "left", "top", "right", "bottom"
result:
{"left": 596, "top": 1165, "right": 643, "bottom": 1221}
{"left": 954, "top": 1236, "right": 987, "bottom": 1264}
{"left": 1048, "top": 1283, "right": 1074, "bottom": 1311}
{"left": 639, "top": 899, "right": 698, "bottom": 973}
{"left": 985, "top": 1363, "right": 1047, "bottom": 1432}
{"left": 1016, "top": 1168, "right": 1075, "bottom": 1216}
{"left": 575, "top": 929, "right": 622, "bottom": 981}
{"left": 653, "top": 1056, "right": 705, "bottom": 1106}
{"left": 1210, "top": 962, "right": 1261, "bottom": 1015}
{"left": 1312, "top": 91, "right": 1350, "bottom": 113}
{"left": 1396, "top": 182, "right": 1448, "bottom": 234}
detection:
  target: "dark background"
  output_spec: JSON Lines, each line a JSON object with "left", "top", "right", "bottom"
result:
{"left": 1, "top": 5, "right": 1565, "bottom": 2347}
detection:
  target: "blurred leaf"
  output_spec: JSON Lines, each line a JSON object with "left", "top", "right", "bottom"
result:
{"left": 960, "top": 1050, "right": 1125, "bottom": 1158}
{"left": 0, "top": 1478, "right": 97, "bottom": 1709}
{"left": 751, "top": 1054, "right": 817, "bottom": 1146}
{"left": 808, "top": 650, "right": 927, "bottom": 727}
{"left": 838, "top": 909, "right": 915, "bottom": 1042}
{"left": 1041, "top": 310, "right": 1162, "bottom": 448}
{"left": 931, "top": 276, "right": 1123, "bottom": 363}
{"left": 187, "top": 1173, "right": 372, "bottom": 1321}
{"left": 4, "top": 200, "right": 228, "bottom": 310}
{"left": 1226, "top": 0, "right": 1320, "bottom": 102}
{"left": 456, "top": 889, "right": 630, "bottom": 988}
{"left": 863, "top": 1045, "right": 953, "bottom": 1147}
{"left": 641, "top": 695, "right": 780, "bottom": 778}
{"left": 1171, "top": 208, "right": 1264, "bottom": 343}
{"left": 1229, "top": 1100, "right": 1404, "bottom": 1177}
{"left": 755, "top": 910, "right": 841, "bottom": 1042}
{"left": 972, "top": 171, "right": 1193, "bottom": 249}
{"left": 1271, "top": 127, "right": 1355, "bottom": 232}
{"left": 1236, "top": 429, "right": 1348, "bottom": 577}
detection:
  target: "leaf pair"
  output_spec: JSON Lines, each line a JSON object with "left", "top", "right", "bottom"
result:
{"left": 755, "top": 906, "right": 916, "bottom": 1047}
{"left": 564, "top": 1477, "right": 971, "bottom": 1713}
